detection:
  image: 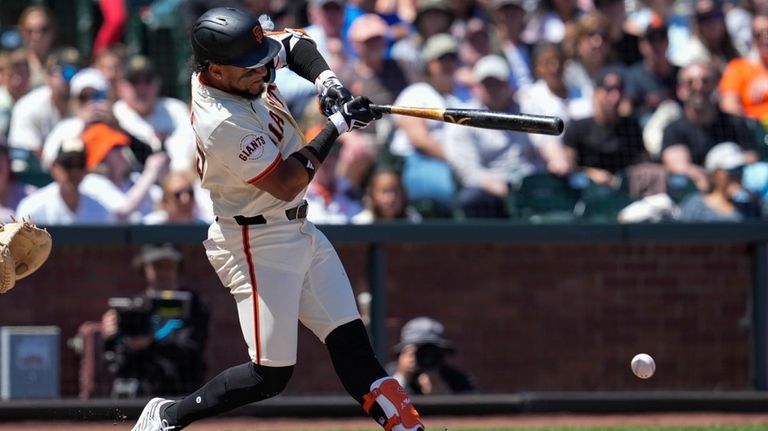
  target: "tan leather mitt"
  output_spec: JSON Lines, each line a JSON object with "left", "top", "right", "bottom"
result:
{"left": 0, "top": 220, "right": 52, "bottom": 293}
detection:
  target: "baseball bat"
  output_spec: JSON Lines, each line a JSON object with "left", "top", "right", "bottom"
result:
{"left": 369, "top": 104, "right": 564, "bottom": 136}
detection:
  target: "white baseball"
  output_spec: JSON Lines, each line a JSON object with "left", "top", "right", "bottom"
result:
{"left": 631, "top": 353, "right": 656, "bottom": 379}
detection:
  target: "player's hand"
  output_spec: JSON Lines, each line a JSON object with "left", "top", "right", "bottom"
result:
{"left": 330, "top": 96, "right": 382, "bottom": 133}
{"left": 318, "top": 76, "right": 353, "bottom": 116}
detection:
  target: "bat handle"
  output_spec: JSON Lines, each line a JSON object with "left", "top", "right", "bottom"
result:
{"left": 369, "top": 104, "right": 391, "bottom": 115}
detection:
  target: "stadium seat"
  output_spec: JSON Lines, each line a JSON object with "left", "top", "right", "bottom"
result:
{"left": 666, "top": 174, "right": 699, "bottom": 203}
{"left": 508, "top": 172, "right": 582, "bottom": 222}
{"left": 576, "top": 181, "right": 634, "bottom": 222}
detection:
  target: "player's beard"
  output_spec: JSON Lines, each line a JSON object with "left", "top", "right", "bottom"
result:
{"left": 233, "top": 82, "right": 266, "bottom": 101}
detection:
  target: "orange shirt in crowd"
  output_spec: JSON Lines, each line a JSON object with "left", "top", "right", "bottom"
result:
{"left": 720, "top": 58, "right": 768, "bottom": 122}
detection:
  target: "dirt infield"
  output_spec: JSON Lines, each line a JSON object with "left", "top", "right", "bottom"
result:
{"left": 2, "top": 413, "right": 768, "bottom": 430}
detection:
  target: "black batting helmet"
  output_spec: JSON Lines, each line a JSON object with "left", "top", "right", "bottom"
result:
{"left": 191, "top": 7, "right": 281, "bottom": 69}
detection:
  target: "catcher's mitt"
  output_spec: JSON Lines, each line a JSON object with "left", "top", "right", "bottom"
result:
{"left": 0, "top": 220, "right": 52, "bottom": 293}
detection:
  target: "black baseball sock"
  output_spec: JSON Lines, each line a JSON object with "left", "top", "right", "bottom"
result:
{"left": 325, "top": 319, "right": 389, "bottom": 425}
{"left": 164, "top": 362, "right": 293, "bottom": 428}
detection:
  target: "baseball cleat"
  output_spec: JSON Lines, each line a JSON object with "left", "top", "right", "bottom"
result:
{"left": 363, "top": 377, "right": 425, "bottom": 431}
{"left": 131, "top": 397, "right": 177, "bottom": 431}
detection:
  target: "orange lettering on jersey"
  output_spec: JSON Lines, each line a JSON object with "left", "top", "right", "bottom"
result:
{"left": 268, "top": 111, "right": 285, "bottom": 143}
{"left": 239, "top": 134, "right": 267, "bottom": 161}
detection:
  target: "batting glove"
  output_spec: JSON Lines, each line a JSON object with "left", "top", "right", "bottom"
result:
{"left": 329, "top": 96, "right": 382, "bottom": 133}
{"left": 318, "top": 76, "right": 353, "bottom": 117}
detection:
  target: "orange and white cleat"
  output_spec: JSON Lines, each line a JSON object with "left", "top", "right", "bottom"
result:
{"left": 363, "top": 377, "right": 425, "bottom": 431}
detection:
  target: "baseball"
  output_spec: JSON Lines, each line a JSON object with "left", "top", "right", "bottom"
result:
{"left": 631, "top": 353, "right": 656, "bottom": 379}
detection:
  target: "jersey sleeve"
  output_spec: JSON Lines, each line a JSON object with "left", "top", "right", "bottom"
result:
{"left": 208, "top": 117, "right": 282, "bottom": 185}
{"left": 719, "top": 59, "right": 749, "bottom": 96}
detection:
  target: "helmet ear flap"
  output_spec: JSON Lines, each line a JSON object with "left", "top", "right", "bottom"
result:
{"left": 264, "top": 61, "right": 276, "bottom": 83}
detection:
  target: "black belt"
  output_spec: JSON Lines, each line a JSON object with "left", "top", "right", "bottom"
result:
{"left": 225, "top": 201, "right": 309, "bottom": 226}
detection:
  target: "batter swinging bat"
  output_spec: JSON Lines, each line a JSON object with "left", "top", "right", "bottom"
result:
{"left": 369, "top": 104, "right": 564, "bottom": 136}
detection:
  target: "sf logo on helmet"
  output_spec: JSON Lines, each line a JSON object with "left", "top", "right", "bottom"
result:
{"left": 252, "top": 26, "right": 264, "bottom": 43}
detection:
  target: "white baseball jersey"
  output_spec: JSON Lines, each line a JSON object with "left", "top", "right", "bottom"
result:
{"left": 192, "top": 30, "right": 360, "bottom": 367}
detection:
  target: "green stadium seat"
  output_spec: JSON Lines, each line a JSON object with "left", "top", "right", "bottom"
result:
{"left": 508, "top": 172, "right": 582, "bottom": 222}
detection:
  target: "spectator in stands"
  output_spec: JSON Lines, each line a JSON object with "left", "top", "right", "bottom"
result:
{"left": 625, "top": 14, "right": 680, "bottom": 128}
{"left": 724, "top": 0, "right": 764, "bottom": 57}
{"left": 0, "top": 49, "right": 31, "bottom": 137}
{"left": 563, "top": 67, "right": 649, "bottom": 186}
{"left": 387, "top": 317, "right": 476, "bottom": 395}
{"left": 18, "top": 5, "right": 57, "bottom": 89}
{"left": 92, "top": 45, "right": 127, "bottom": 102}
{"left": 113, "top": 55, "right": 196, "bottom": 172}
{"left": 662, "top": 61, "right": 758, "bottom": 191}
{"left": 306, "top": 146, "right": 364, "bottom": 224}
{"left": 675, "top": 0, "right": 740, "bottom": 71}
{"left": 522, "top": 0, "right": 583, "bottom": 45}
{"left": 142, "top": 170, "right": 206, "bottom": 224}
{"left": 454, "top": 17, "right": 494, "bottom": 101}
{"left": 0, "top": 137, "right": 35, "bottom": 222}
{"left": 678, "top": 142, "right": 759, "bottom": 221}
{"left": 562, "top": 12, "right": 618, "bottom": 120}
{"left": 338, "top": 13, "right": 409, "bottom": 144}
{"left": 445, "top": 55, "right": 546, "bottom": 218}
{"left": 8, "top": 47, "right": 81, "bottom": 156}
{"left": 719, "top": 12, "right": 768, "bottom": 126}
{"left": 518, "top": 42, "right": 585, "bottom": 176}
{"left": 15, "top": 137, "right": 114, "bottom": 224}
{"left": 101, "top": 243, "right": 209, "bottom": 397}
{"left": 81, "top": 122, "right": 169, "bottom": 222}
{"left": 352, "top": 166, "right": 423, "bottom": 223}
{"left": 273, "top": 0, "right": 347, "bottom": 119}
{"left": 391, "top": 0, "right": 455, "bottom": 83}
{"left": 594, "top": 0, "right": 642, "bottom": 66}
{"left": 306, "top": 0, "right": 347, "bottom": 58}
{"left": 41, "top": 67, "right": 113, "bottom": 170}
{"left": 389, "top": 33, "right": 461, "bottom": 217}
{"left": 490, "top": 0, "right": 535, "bottom": 90}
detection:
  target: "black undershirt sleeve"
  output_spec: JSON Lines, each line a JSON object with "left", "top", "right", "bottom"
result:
{"left": 304, "top": 121, "right": 339, "bottom": 163}
{"left": 283, "top": 38, "right": 331, "bottom": 83}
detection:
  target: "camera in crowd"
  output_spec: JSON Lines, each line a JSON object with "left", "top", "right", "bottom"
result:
{"left": 414, "top": 342, "right": 447, "bottom": 372}
{"left": 108, "top": 290, "right": 193, "bottom": 337}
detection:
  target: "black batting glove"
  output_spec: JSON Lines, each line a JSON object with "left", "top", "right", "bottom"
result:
{"left": 329, "top": 96, "right": 382, "bottom": 133}
{"left": 318, "top": 76, "right": 353, "bottom": 116}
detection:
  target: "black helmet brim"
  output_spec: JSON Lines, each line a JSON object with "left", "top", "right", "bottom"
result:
{"left": 231, "top": 38, "right": 281, "bottom": 69}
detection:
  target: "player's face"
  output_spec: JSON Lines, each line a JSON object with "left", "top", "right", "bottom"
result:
{"left": 215, "top": 64, "right": 270, "bottom": 99}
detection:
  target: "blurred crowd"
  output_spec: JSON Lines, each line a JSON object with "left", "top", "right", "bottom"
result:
{"left": 3, "top": 0, "right": 768, "bottom": 224}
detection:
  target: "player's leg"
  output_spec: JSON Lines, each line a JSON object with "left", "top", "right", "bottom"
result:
{"left": 135, "top": 223, "right": 309, "bottom": 431}
{"left": 299, "top": 223, "right": 424, "bottom": 431}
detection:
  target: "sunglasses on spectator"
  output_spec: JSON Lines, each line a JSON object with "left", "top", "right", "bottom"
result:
{"left": 171, "top": 188, "right": 194, "bottom": 200}
{"left": 78, "top": 89, "right": 107, "bottom": 103}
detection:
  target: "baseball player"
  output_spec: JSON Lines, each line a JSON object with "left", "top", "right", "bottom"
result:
{"left": 132, "top": 7, "right": 425, "bottom": 431}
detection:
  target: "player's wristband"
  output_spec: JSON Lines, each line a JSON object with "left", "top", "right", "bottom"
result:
{"left": 306, "top": 121, "right": 340, "bottom": 162}
{"left": 289, "top": 152, "right": 316, "bottom": 182}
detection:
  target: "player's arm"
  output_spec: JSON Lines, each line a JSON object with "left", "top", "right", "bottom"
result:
{"left": 271, "top": 30, "right": 352, "bottom": 115}
{"left": 253, "top": 97, "right": 381, "bottom": 201}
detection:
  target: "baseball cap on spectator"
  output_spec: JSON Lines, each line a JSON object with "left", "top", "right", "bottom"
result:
{"left": 472, "top": 54, "right": 511, "bottom": 83}
{"left": 415, "top": 0, "right": 452, "bottom": 27}
{"left": 55, "top": 137, "right": 87, "bottom": 169}
{"left": 393, "top": 317, "right": 455, "bottom": 352}
{"left": 705, "top": 142, "right": 746, "bottom": 172}
{"left": 422, "top": 33, "right": 459, "bottom": 62}
{"left": 349, "top": 14, "right": 389, "bottom": 42}
{"left": 124, "top": 55, "right": 157, "bottom": 83}
{"left": 81, "top": 122, "right": 131, "bottom": 169}
{"left": 46, "top": 46, "right": 82, "bottom": 82}
{"left": 69, "top": 67, "right": 108, "bottom": 100}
